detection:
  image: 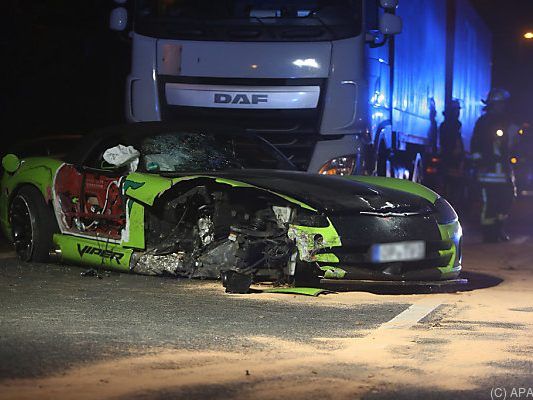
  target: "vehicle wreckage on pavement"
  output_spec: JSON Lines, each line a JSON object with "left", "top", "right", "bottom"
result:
{"left": 0, "top": 123, "right": 463, "bottom": 293}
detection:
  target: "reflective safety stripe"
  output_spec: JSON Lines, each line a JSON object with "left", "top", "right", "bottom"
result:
{"left": 478, "top": 172, "right": 508, "bottom": 183}
{"left": 481, "top": 188, "right": 496, "bottom": 226}
{"left": 498, "top": 214, "right": 509, "bottom": 222}
{"left": 478, "top": 177, "right": 508, "bottom": 183}
{"left": 493, "top": 142, "right": 502, "bottom": 156}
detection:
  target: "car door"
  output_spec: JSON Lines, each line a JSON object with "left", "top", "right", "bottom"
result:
{"left": 53, "top": 137, "right": 130, "bottom": 241}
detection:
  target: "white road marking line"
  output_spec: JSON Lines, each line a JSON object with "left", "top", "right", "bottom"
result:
{"left": 377, "top": 298, "right": 443, "bottom": 330}
{"left": 511, "top": 236, "right": 529, "bottom": 245}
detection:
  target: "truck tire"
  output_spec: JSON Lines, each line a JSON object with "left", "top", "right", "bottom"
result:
{"left": 412, "top": 153, "right": 424, "bottom": 184}
{"left": 377, "top": 142, "right": 395, "bottom": 178}
{"left": 9, "top": 186, "right": 57, "bottom": 262}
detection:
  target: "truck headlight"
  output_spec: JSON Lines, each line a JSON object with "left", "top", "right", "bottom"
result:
{"left": 434, "top": 197, "right": 458, "bottom": 225}
{"left": 319, "top": 155, "right": 356, "bottom": 176}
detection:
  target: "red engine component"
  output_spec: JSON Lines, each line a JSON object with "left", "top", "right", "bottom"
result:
{"left": 54, "top": 165, "right": 126, "bottom": 239}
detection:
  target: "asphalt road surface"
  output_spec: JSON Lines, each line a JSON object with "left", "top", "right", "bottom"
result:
{"left": 1, "top": 199, "right": 532, "bottom": 400}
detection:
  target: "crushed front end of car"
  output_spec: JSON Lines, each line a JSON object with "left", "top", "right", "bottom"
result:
{"left": 125, "top": 173, "right": 464, "bottom": 293}
{"left": 299, "top": 176, "right": 465, "bottom": 289}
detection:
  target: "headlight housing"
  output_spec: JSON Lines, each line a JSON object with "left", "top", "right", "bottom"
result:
{"left": 434, "top": 197, "right": 458, "bottom": 224}
{"left": 293, "top": 209, "right": 329, "bottom": 227}
{"left": 319, "top": 155, "right": 356, "bottom": 176}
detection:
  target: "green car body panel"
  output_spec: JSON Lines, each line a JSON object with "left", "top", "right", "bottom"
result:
{"left": 437, "top": 222, "right": 462, "bottom": 277}
{"left": 0, "top": 158, "right": 63, "bottom": 239}
{"left": 54, "top": 234, "right": 134, "bottom": 272}
{"left": 347, "top": 176, "right": 440, "bottom": 204}
{"left": 124, "top": 173, "right": 317, "bottom": 212}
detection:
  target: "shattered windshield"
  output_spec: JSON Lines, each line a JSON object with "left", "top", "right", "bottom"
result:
{"left": 135, "top": 0, "right": 362, "bottom": 41}
{"left": 139, "top": 132, "right": 295, "bottom": 173}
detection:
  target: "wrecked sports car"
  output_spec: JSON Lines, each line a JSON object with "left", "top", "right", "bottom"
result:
{"left": 0, "top": 123, "right": 463, "bottom": 293}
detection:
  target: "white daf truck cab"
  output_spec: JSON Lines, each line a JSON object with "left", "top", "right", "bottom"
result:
{"left": 111, "top": 0, "right": 492, "bottom": 180}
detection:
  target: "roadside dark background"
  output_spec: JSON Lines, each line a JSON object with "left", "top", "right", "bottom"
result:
{"left": 0, "top": 0, "right": 532, "bottom": 149}
{"left": 470, "top": 0, "right": 533, "bottom": 126}
{"left": 0, "top": 0, "right": 129, "bottom": 147}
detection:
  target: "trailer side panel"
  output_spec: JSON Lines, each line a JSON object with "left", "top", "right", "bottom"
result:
{"left": 392, "top": 0, "right": 447, "bottom": 148}
{"left": 452, "top": 0, "right": 492, "bottom": 151}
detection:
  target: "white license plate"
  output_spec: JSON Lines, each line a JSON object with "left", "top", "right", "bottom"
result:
{"left": 371, "top": 241, "right": 426, "bottom": 263}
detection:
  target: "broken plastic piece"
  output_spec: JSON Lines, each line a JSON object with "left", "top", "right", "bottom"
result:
{"left": 80, "top": 268, "right": 103, "bottom": 279}
{"left": 320, "top": 266, "right": 347, "bottom": 279}
{"left": 103, "top": 144, "right": 140, "bottom": 172}
{"left": 263, "top": 287, "right": 335, "bottom": 297}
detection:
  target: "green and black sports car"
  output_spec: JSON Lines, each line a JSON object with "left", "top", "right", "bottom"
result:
{"left": 0, "top": 123, "right": 463, "bottom": 293}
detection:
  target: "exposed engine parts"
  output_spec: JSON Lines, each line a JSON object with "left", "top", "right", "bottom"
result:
{"left": 54, "top": 165, "right": 126, "bottom": 240}
{"left": 131, "top": 184, "right": 299, "bottom": 293}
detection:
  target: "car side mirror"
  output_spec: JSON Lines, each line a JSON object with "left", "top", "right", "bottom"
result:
{"left": 2, "top": 154, "right": 21, "bottom": 174}
{"left": 379, "top": 13, "right": 403, "bottom": 35}
{"left": 110, "top": 7, "right": 128, "bottom": 31}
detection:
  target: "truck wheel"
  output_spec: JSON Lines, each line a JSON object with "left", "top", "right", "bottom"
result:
{"left": 386, "top": 159, "right": 395, "bottom": 178}
{"left": 9, "top": 186, "right": 57, "bottom": 262}
{"left": 376, "top": 141, "right": 391, "bottom": 177}
{"left": 412, "top": 153, "right": 424, "bottom": 184}
{"left": 378, "top": 155, "right": 396, "bottom": 178}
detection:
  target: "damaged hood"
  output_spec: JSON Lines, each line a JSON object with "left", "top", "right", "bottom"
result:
{"left": 169, "top": 170, "right": 434, "bottom": 215}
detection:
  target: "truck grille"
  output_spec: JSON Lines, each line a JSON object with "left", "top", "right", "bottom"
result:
{"left": 158, "top": 76, "right": 326, "bottom": 130}
{"left": 255, "top": 132, "right": 318, "bottom": 171}
{"left": 157, "top": 76, "right": 330, "bottom": 171}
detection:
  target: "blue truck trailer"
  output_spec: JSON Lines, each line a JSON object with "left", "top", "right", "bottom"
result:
{"left": 111, "top": 0, "right": 492, "bottom": 181}
{"left": 370, "top": 0, "right": 492, "bottom": 181}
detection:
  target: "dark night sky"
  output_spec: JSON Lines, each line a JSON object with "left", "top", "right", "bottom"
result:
{"left": 0, "top": 0, "right": 531, "bottom": 145}
{"left": 470, "top": 0, "right": 533, "bottom": 124}
{"left": 1, "top": 0, "right": 128, "bottom": 142}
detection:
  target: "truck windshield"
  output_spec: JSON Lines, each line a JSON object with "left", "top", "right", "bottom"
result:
{"left": 135, "top": 0, "right": 362, "bottom": 41}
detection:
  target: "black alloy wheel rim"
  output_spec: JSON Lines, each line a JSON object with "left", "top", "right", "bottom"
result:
{"left": 10, "top": 196, "right": 34, "bottom": 260}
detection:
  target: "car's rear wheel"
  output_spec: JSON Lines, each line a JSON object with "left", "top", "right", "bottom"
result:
{"left": 10, "top": 186, "right": 56, "bottom": 262}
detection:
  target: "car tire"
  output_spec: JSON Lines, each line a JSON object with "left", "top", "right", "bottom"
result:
{"left": 9, "top": 186, "right": 57, "bottom": 262}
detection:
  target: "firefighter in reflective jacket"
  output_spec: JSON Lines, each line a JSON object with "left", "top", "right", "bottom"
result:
{"left": 471, "top": 89, "right": 516, "bottom": 243}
